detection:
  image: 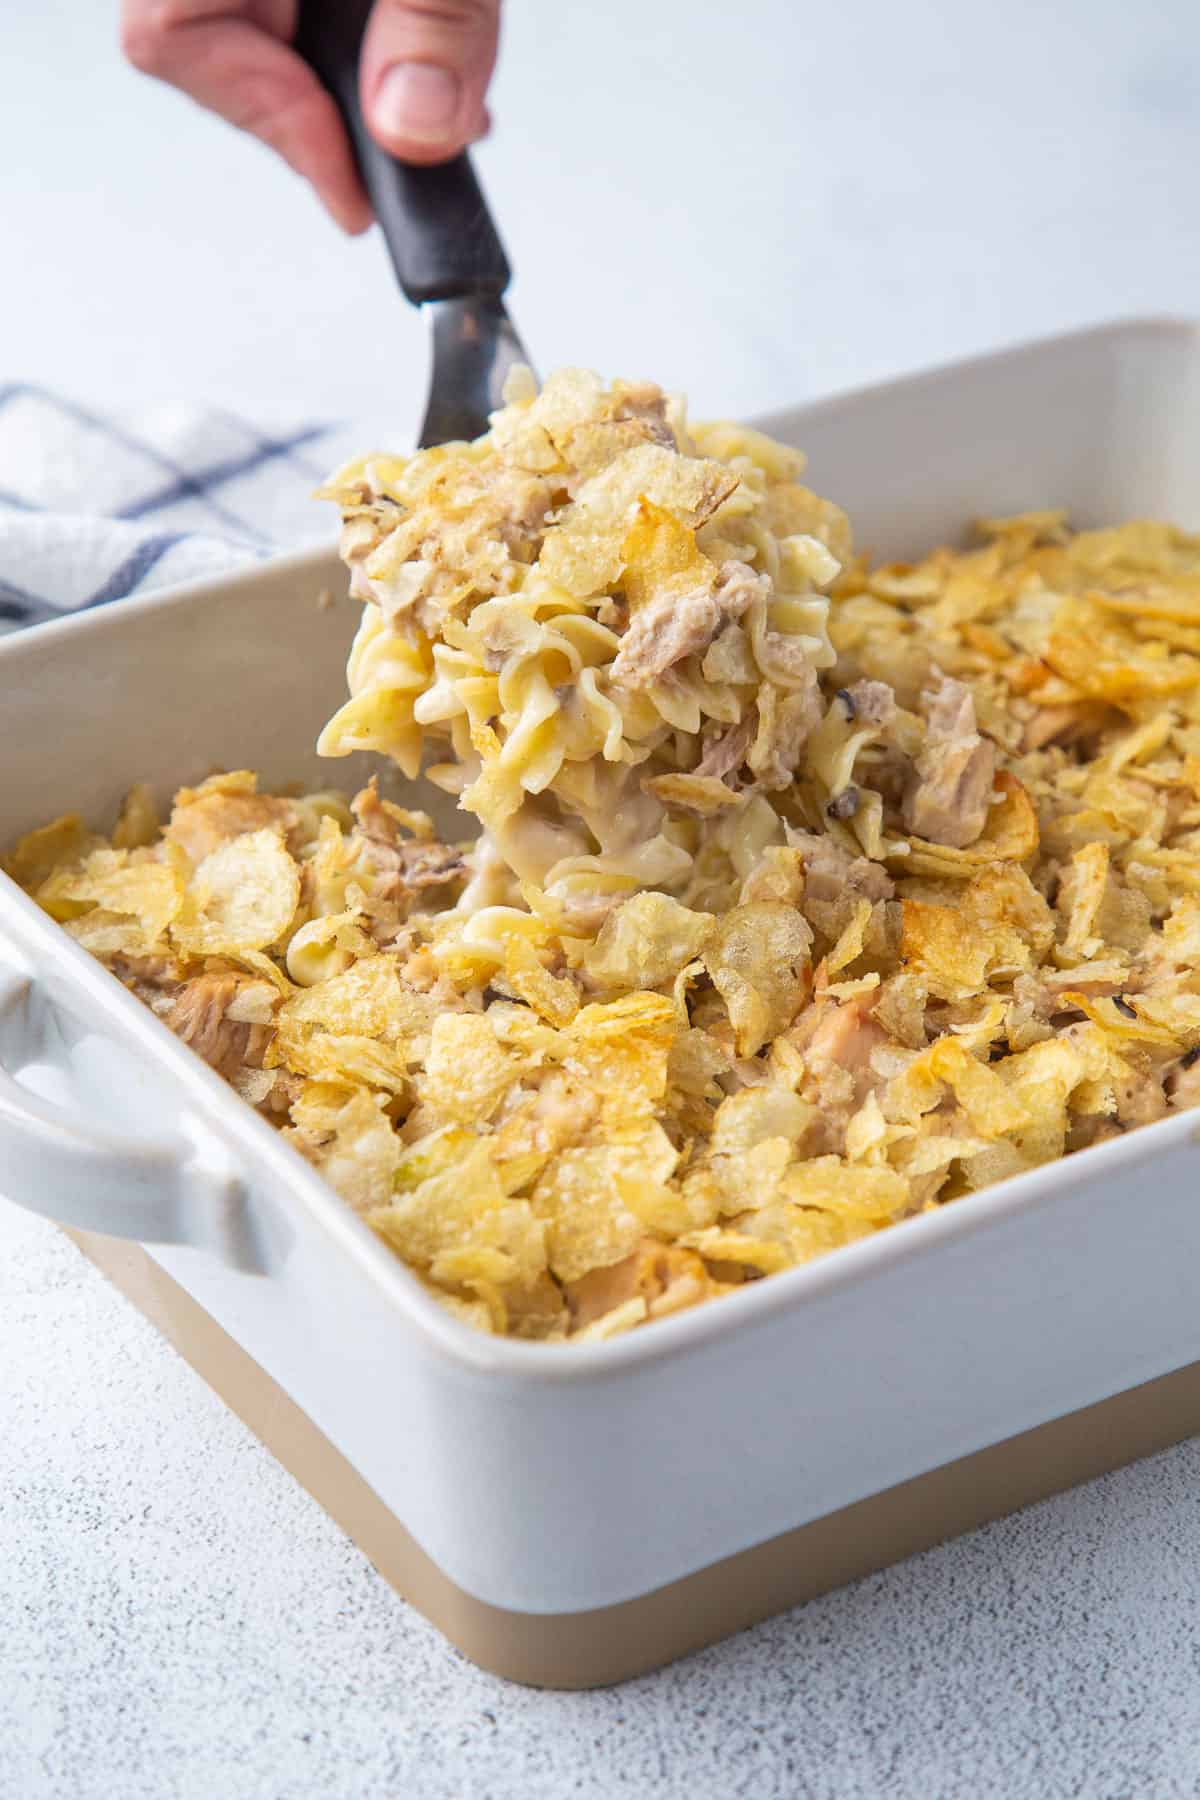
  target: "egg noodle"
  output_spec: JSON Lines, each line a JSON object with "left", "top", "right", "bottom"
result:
{"left": 10, "top": 367, "right": 1200, "bottom": 1341}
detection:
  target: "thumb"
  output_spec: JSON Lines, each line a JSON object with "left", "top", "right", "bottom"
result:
{"left": 360, "top": 0, "right": 500, "bottom": 165}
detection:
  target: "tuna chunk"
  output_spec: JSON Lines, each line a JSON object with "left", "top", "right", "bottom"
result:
{"left": 902, "top": 677, "right": 996, "bottom": 848}
{"left": 1113, "top": 1063, "right": 1170, "bottom": 1129}
{"left": 351, "top": 782, "right": 466, "bottom": 906}
{"left": 1167, "top": 1052, "right": 1200, "bottom": 1113}
{"left": 610, "top": 559, "right": 768, "bottom": 689}
{"left": 695, "top": 714, "right": 756, "bottom": 782}
{"left": 166, "top": 973, "right": 276, "bottom": 1082}
{"left": 788, "top": 831, "right": 894, "bottom": 944}
{"left": 788, "top": 992, "right": 889, "bottom": 1154}
{"left": 566, "top": 1238, "right": 727, "bottom": 1330}
{"left": 611, "top": 380, "right": 677, "bottom": 448}
{"left": 846, "top": 679, "right": 898, "bottom": 730}
{"left": 746, "top": 672, "right": 823, "bottom": 790}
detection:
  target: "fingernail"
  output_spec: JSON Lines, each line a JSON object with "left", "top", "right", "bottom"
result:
{"left": 374, "top": 63, "right": 461, "bottom": 145}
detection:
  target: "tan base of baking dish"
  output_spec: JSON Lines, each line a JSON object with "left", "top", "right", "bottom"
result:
{"left": 65, "top": 1225, "right": 1200, "bottom": 1690}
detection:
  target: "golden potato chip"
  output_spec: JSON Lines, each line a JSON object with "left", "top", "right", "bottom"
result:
{"left": 295, "top": 1087, "right": 402, "bottom": 1215}
{"left": 540, "top": 444, "right": 737, "bottom": 597}
{"left": 943, "top": 998, "right": 1008, "bottom": 1058}
{"left": 901, "top": 894, "right": 1032, "bottom": 1003}
{"left": 564, "top": 1235, "right": 724, "bottom": 1327}
{"left": 617, "top": 1174, "right": 721, "bottom": 1239}
{"left": 701, "top": 903, "right": 813, "bottom": 1057}
{"left": 1058, "top": 990, "right": 1200, "bottom": 1050}
{"left": 233, "top": 947, "right": 295, "bottom": 993}
{"left": 824, "top": 897, "right": 874, "bottom": 976}
{"left": 691, "top": 419, "right": 806, "bottom": 482}
{"left": 566, "top": 991, "right": 677, "bottom": 1053}
{"left": 886, "top": 1036, "right": 1030, "bottom": 1137}
{"left": 737, "top": 847, "right": 806, "bottom": 908}
{"left": 822, "top": 972, "right": 882, "bottom": 1004}
{"left": 1092, "top": 580, "right": 1200, "bottom": 625}
{"left": 173, "top": 828, "right": 300, "bottom": 955}
{"left": 583, "top": 892, "right": 715, "bottom": 992}
{"left": 975, "top": 508, "right": 1068, "bottom": 541}
{"left": 644, "top": 772, "right": 745, "bottom": 817}
{"left": 844, "top": 1091, "right": 915, "bottom": 1163}
{"left": 708, "top": 1137, "right": 795, "bottom": 1213}
{"left": 894, "top": 1131, "right": 991, "bottom": 1181}
{"left": 112, "top": 783, "right": 160, "bottom": 851}
{"left": 281, "top": 954, "right": 437, "bottom": 1047}
{"left": 419, "top": 1013, "right": 528, "bottom": 1125}
{"left": 371, "top": 1139, "right": 507, "bottom": 1266}
{"left": 224, "top": 981, "right": 279, "bottom": 1026}
{"left": 718, "top": 1200, "right": 873, "bottom": 1263}
{"left": 3, "top": 814, "right": 98, "bottom": 891}
{"left": 620, "top": 498, "right": 714, "bottom": 612}
{"left": 665, "top": 1023, "right": 731, "bottom": 1113}
{"left": 1044, "top": 624, "right": 1200, "bottom": 701}
{"left": 392, "top": 1126, "right": 479, "bottom": 1192}
{"left": 531, "top": 1131, "right": 678, "bottom": 1283}
{"left": 429, "top": 1199, "right": 548, "bottom": 1293}
{"left": 63, "top": 908, "right": 169, "bottom": 960}
{"left": 1056, "top": 842, "right": 1110, "bottom": 961}
{"left": 778, "top": 1157, "right": 909, "bottom": 1222}
{"left": 232, "top": 1066, "right": 277, "bottom": 1108}
{"left": 709, "top": 1084, "right": 813, "bottom": 1155}
{"left": 166, "top": 776, "right": 297, "bottom": 866}
{"left": 984, "top": 1032, "right": 1113, "bottom": 1175}
{"left": 39, "top": 853, "right": 184, "bottom": 943}
{"left": 678, "top": 1227, "right": 790, "bottom": 1275}
{"left": 424, "top": 1283, "right": 496, "bottom": 1335}
{"left": 270, "top": 1020, "right": 411, "bottom": 1095}
{"left": 171, "top": 769, "right": 258, "bottom": 807}
{"left": 429, "top": 1248, "right": 511, "bottom": 1330}
{"left": 504, "top": 934, "right": 579, "bottom": 1026}
{"left": 1154, "top": 897, "right": 1200, "bottom": 969}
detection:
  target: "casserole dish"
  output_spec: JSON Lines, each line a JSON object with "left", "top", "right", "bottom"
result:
{"left": 4, "top": 317, "right": 1200, "bottom": 1688}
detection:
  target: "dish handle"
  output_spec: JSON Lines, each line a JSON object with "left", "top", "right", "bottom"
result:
{"left": 0, "top": 946, "right": 255, "bottom": 1267}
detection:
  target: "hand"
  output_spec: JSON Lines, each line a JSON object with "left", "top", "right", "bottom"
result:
{"left": 121, "top": 1, "right": 501, "bottom": 234}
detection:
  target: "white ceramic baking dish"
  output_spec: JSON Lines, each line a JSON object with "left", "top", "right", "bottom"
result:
{"left": 4, "top": 317, "right": 1200, "bottom": 1688}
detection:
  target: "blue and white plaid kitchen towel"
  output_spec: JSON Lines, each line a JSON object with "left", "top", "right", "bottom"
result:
{"left": 0, "top": 384, "right": 365, "bottom": 634}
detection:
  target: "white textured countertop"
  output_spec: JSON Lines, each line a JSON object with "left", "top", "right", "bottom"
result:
{"left": 6, "top": 0, "right": 1200, "bottom": 1793}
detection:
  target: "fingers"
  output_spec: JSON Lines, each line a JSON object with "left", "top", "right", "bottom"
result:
{"left": 360, "top": 0, "right": 500, "bottom": 165}
{"left": 120, "top": 2, "right": 373, "bottom": 232}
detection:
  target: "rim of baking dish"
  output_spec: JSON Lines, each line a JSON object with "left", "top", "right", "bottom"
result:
{"left": 4, "top": 312, "right": 1199, "bottom": 1385}
{"left": 747, "top": 310, "right": 1200, "bottom": 438}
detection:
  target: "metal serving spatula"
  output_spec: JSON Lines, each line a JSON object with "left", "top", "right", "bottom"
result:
{"left": 294, "top": 0, "right": 532, "bottom": 447}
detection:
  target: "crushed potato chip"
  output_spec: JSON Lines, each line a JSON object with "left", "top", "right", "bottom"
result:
{"left": 38, "top": 853, "right": 184, "bottom": 943}
{"left": 701, "top": 903, "right": 813, "bottom": 1056}
{"left": 532, "top": 1132, "right": 677, "bottom": 1283}
{"left": 583, "top": 892, "right": 714, "bottom": 991}
{"left": 419, "top": 1012, "right": 528, "bottom": 1125}
{"left": 504, "top": 934, "right": 580, "bottom": 1026}
{"left": 174, "top": 828, "right": 300, "bottom": 955}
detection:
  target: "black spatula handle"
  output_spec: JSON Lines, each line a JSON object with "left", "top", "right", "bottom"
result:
{"left": 293, "top": 0, "right": 511, "bottom": 305}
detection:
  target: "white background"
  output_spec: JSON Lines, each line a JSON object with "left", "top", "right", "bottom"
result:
{"left": 5, "top": 1, "right": 1200, "bottom": 1794}
{"left": 7, "top": 0, "right": 1200, "bottom": 433}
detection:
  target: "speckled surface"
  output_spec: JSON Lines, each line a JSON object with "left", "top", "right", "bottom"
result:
{"left": 5, "top": 1198, "right": 1200, "bottom": 1799}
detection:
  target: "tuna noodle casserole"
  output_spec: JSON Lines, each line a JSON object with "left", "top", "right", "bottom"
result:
{"left": 10, "top": 368, "right": 1200, "bottom": 1341}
